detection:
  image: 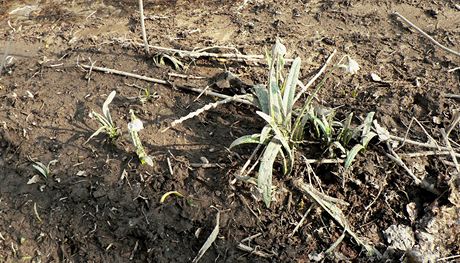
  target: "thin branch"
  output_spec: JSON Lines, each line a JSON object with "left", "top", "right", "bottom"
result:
{"left": 163, "top": 95, "right": 251, "bottom": 132}
{"left": 443, "top": 93, "right": 460, "bottom": 99}
{"left": 289, "top": 204, "right": 314, "bottom": 237}
{"left": 120, "top": 40, "right": 297, "bottom": 64}
{"left": 138, "top": 0, "right": 149, "bottom": 54}
{"left": 389, "top": 134, "right": 457, "bottom": 151}
{"left": 393, "top": 12, "right": 460, "bottom": 57}
{"left": 294, "top": 49, "right": 337, "bottom": 103}
{"left": 441, "top": 128, "right": 460, "bottom": 173}
{"left": 400, "top": 150, "right": 460, "bottom": 158}
{"left": 386, "top": 142, "right": 440, "bottom": 195}
{"left": 236, "top": 243, "right": 274, "bottom": 258}
{"left": 79, "top": 64, "right": 258, "bottom": 106}
{"left": 447, "top": 66, "right": 460, "bottom": 73}
{"left": 303, "top": 158, "right": 344, "bottom": 164}
{"left": 240, "top": 233, "right": 262, "bottom": 243}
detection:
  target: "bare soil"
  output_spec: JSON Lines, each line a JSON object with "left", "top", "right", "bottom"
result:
{"left": 0, "top": 0, "right": 459, "bottom": 262}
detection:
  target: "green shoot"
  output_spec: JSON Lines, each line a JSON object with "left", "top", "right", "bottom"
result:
{"left": 138, "top": 88, "right": 158, "bottom": 104}
{"left": 29, "top": 158, "right": 58, "bottom": 179}
{"left": 86, "top": 91, "right": 119, "bottom": 144}
{"left": 230, "top": 39, "right": 303, "bottom": 207}
{"left": 231, "top": 39, "right": 368, "bottom": 207}
{"left": 153, "top": 53, "right": 184, "bottom": 71}
{"left": 128, "top": 110, "right": 153, "bottom": 166}
{"left": 344, "top": 112, "right": 377, "bottom": 169}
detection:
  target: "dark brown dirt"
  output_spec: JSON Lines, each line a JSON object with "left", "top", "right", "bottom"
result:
{"left": 0, "top": 0, "right": 459, "bottom": 262}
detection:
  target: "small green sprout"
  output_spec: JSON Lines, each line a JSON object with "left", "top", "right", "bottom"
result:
{"left": 138, "top": 88, "right": 158, "bottom": 104}
{"left": 29, "top": 158, "right": 58, "bottom": 179}
{"left": 344, "top": 112, "right": 377, "bottom": 169}
{"left": 230, "top": 39, "right": 367, "bottom": 207}
{"left": 153, "top": 52, "right": 184, "bottom": 71}
{"left": 230, "top": 39, "right": 303, "bottom": 207}
{"left": 86, "top": 91, "right": 119, "bottom": 144}
{"left": 128, "top": 110, "right": 153, "bottom": 166}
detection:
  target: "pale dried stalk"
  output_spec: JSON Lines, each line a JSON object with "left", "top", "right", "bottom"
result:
{"left": 289, "top": 204, "right": 314, "bottom": 237}
{"left": 393, "top": 12, "right": 460, "bottom": 57}
{"left": 441, "top": 128, "right": 460, "bottom": 173}
{"left": 126, "top": 41, "right": 298, "bottom": 64}
{"left": 399, "top": 150, "right": 460, "bottom": 158}
{"left": 444, "top": 93, "right": 460, "bottom": 99}
{"left": 236, "top": 243, "right": 273, "bottom": 258}
{"left": 389, "top": 134, "right": 458, "bottom": 151}
{"left": 303, "top": 158, "right": 344, "bottom": 164}
{"left": 79, "top": 64, "right": 257, "bottom": 106}
{"left": 163, "top": 95, "right": 251, "bottom": 132}
{"left": 386, "top": 142, "right": 440, "bottom": 195}
{"left": 293, "top": 178, "right": 381, "bottom": 257}
{"left": 139, "top": 0, "right": 149, "bottom": 54}
{"left": 294, "top": 49, "right": 337, "bottom": 103}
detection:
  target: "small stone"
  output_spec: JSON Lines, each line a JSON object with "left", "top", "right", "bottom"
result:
{"left": 370, "top": 73, "right": 382, "bottom": 82}
{"left": 93, "top": 189, "right": 106, "bottom": 198}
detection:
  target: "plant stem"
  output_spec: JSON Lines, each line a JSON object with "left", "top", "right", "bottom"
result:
{"left": 139, "top": 0, "right": 150, "bottom": 54}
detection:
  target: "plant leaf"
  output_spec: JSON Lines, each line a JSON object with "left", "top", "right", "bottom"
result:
{"left": 282, "top": 57, "right": 301, "bottom": 127}
{"left": 85, "top": 126, "right": 106, "bottom": 144}
{"left": 338, "top": 112, "right": 354, "bottom": 146}
{"left": 32, "top": 162, "right": 48, "bottom": 178}
{"left": 102, "top": 91, "right": 116, "bottom": 125}
{"left": 256, "top": 111, "right": 293, "bottom": 171}
{"left": 160, "top": 191, "right": 184, "bottom": 203}
{"left": 253, "top": 84, "right": 270, "bottom": 114}
{"left": 362, "top": 111, "right": 375, "bottom": 138}
{"left": 192, "top": 211, "right": 220, "bottom": 263}
{"left": 373, "top": 120, "right": 390, "bottom": 142}
{"left": 229, "top": 134, "right": 261, "bottom": 149}
{"left": 260, "top": 126, "right": 272, "bottom": 144}
{"left": 268, "top": 79, "right": 283, "bottom": 123}
{"left": 362, "top": 131, "right": 377, "bottom": 148}
{"left": 345, "top": 144, "right": 364, "bottom": 169}
{"left": 331, "top": 141, "right": 346, "bottom": 154}
{"left": 258, "top": 141, "right": 282, "bottom": 207}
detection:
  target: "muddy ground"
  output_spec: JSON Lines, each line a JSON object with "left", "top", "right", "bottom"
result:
{"left": 0, "top": 0, "right": 459, "bottom": 262}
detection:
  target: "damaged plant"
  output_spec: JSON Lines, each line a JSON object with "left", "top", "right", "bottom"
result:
{"left": 230, "top": 39, "right": 371, "bottom": 207}
{"left": 230, "top": 39, "right": 304, "bottom": 207}
{"left": 128, "top": 109, "right": 153, "bottom": 166}
{"left": 85, "top": 91, "right": 119, "bottom": 144}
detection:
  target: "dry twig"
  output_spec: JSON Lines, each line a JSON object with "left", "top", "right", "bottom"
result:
{"left": 289, "top": 204, "right": 314, "bottom": 237}
{"left": 294, "top": 49, "right": 337, "bottom": 103}
{"left": 293, "top": 178, "right": 381, "bottom": 258}
{"left": 79, "top": 64, "right": 257, "bottom": 106}
{"left": 138, "top": 0, "right": 149, "bottom": 54}
{"left": 441, "top": 128, "right": 460, "bottom": 173}
{"left": 400, "top": 151, "right": 460, "bottom": 158}
{"left": 386, "top": 141, "right": 440, "bottom": 195}
{"left": 444, "top": 93, "right": 460, "bottom": 99}
{"left": 236, "top": 243, "right": 274, "bottom": 258}
{"left": 393, "top": 12, "right": 460, "bottom": 57}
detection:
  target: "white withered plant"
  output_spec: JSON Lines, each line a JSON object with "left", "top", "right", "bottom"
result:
{"left": 230, "top": 39, "right": 306, "bottom": 207}
{"left": 86, "top": 91, "right": 119, "bottom": 144}
{"left": 128, "top": 110, "right": 153, "bottom": 166}
{"left": 230, "top": 39, "right": 371, "bottom": 207}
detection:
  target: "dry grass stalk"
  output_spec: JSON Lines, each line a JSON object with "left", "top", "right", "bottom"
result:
{"left": 138, "top": 0, "right": 149, "bottom": 54}
{"left": 163, "top": 94, "right": 251, "bottom": 132}
{"left": 79, "top": 63, "right": 257, "bottom": 106}
{"left": 236, "top": 243, "right": 274, "bottom": 258}
{"left": 393, "top": 12, "right": 460, "bottom": 57}
{"left": 293, "top": 178, "right": 381, "bottom": 258}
